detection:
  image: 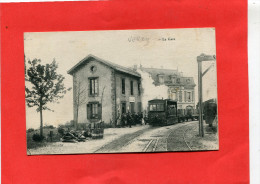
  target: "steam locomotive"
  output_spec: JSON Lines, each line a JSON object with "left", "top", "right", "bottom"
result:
{"left": 147, "top": 98, "right": 217, "bottom": 126}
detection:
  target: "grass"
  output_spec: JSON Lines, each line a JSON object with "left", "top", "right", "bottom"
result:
{"left": 26, "top": 127, "right": 62, "bottom": 149}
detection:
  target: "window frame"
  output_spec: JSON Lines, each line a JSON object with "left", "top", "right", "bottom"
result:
{"left": 138, "top": 82, "right": 141, "bottom": 96}
{"left": 149, "top": 103, "right": 165, "bottom": 112}
{"left": 89, "top": 77, "right": 99, "bottom": 96}
{"left": 122, "top": 78, "right": 125, "bottom": 95}
{"left": 87, "top": 101, "right": 101, "bottom": 120}
{"left": 130, "top": 80, "right": 134, "bottom": 96}
{"left": 187, "top": 92, "right": 192, "bottom": 102}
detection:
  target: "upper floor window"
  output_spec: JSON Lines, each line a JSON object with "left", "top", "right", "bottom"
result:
{"left": 171, "top": 77, "right": 176, "bottom": 84}
{"left": 122, "top": 78, "right": 125, "bottom": 95}
{"left": 89, "top": 78, "right": 98, "bottom": 96}
{"left": 158, "top": 75, "right": 164, "bottom": 84}
{"left": 138, "top": 82, "right": 141, "bottom": 96}
{"left": 90, "top": 65, "right": 97, "bottom": 73}
{"left": 177, "top": 78, "right": 180, "bottom": 83}
{"left": 179, "top": 91, "right": 182, "bottom": 102}
{"left": 187, "top": 92, "right": 192, "bottom": 102}
{"left": 130, "top": 81, "right": 134, "bottom": 95}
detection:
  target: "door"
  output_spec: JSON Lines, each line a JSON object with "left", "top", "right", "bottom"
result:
{"left": 121, "top": 102, "right": 126, "bottom": 114}
{"left": 130, "top": 102, "right": 135, "bottom": 113}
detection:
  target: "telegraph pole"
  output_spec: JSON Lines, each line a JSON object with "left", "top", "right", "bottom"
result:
{"left": 197, "top": 53, "right": 216, "bottom": 137}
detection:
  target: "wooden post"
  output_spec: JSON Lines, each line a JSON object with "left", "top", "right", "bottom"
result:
{"left": 50, "top": 131, "right": 53, "bottom": 142}
{"left": 197, "top": 54, "right": 216, "bottom": 137}
{"left": 198, "top": 60, "right": 204, "bottom": 137}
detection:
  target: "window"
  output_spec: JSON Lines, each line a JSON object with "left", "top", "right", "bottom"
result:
{"left": 171, "top": 76, "right": 176, "bottom": 84}
{"left": 90, "top": 65, "right": 97, "bottom": 73}
{"left": 121, "top": 102, "right": 126, "bottom": 114}
{"left": 89, "top": 78, "right": 98, "bottom": 96}
{"left": 87, "top": 102, "right": 101, "bottom": 119}
{"left": 122, "top": 78, "right": 125, "bottom": 95}
{"left": 138, "top": 82, "right": 141, "bottom": 96}
{"left": 187, "top": 92, "right": 191, "bottom": 102}
{"left": 168, "top": 105, "right": 176, "bottom": 116}
{"left": 177, "top": 78, "right": 180, "bottom": 83}
{"left": 159, "top": 76, "right": 164, "bottom": 83}
{"left": 170, "top": 92, "right": 176, "bottom": 100}
{"left": 179, "top": 91, "right": 182, "bottom": 102}
{"left": 157, "top": 104, "right": 164, "bottom": 111}
{"left": 130, "top": 102, "right": 135, "bottom": 113}
{"left": 130, "top": 81, "right": 134, "bottom": 95}
{"left": 91, "top": 103, "right": 98, "bottom": 118}
{"left": 149, "top": 104, "right": 157, "bottom": 111}
{"left": 138, "top": 102, "right": 142, "bottom": 112}
{"left": 149, "top": 103, "right": 164, "bottom": 112}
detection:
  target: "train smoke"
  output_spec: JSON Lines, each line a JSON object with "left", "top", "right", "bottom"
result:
{"left": 137, "top": 69, "right": 168, "bottom": 114}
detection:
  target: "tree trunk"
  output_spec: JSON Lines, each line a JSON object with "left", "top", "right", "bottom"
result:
{"left": 40, "top": 106, "right": 43, "bottom": 138}
{"left": 75, "top": 106, "right": 79, "bottom": 129}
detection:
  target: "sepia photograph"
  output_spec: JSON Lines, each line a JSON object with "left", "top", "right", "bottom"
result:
{"left": 24, "top": 28, "right": 218, "bottom": 155}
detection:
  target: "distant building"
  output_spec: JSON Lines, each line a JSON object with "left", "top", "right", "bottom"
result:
{"left": 68, "top": 54, "right": 142, "bottom": 125}
{"left": 140, "top": 67, "right": 196, "bottom": 110}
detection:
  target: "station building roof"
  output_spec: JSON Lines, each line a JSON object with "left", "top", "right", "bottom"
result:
{"left": 68, "top": 54, "right": 141, "bottom": 78}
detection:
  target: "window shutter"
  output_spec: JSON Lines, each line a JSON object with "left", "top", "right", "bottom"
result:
{"left": 88, "top": 79, "right": 91, "bottom": 96}
{"left": 98, "top": 103, "right": 102, "bottom": 120}
{"left": 184, "top": 91, "right": 187, "bottom": 102}
{"left": 96, "top": 79, "right": 99, "bottom": 96}
{"left": 87, "top": 104, "right": 91, "bottom": 119}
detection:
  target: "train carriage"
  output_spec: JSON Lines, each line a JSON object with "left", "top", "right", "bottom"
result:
{"left": 147, "top": 99, "right": 178, "bottom": 126}
{"left": 147, "top": 98, "right": 217, "bottom": 126}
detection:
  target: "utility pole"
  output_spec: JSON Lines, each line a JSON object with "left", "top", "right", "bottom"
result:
{"left": 197, "top": 53, "right": 216, "bottom": 137}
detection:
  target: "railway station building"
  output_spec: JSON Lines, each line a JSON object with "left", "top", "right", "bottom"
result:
{"left": 140, "top": 67, "right": 196, "bottom": 111}
{"left": 68, "top": 54, "right": 142, "bottom": 125}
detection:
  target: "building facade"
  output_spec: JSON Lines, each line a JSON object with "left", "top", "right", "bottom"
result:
{"left": 68, "top": 55, "right": 142, "bottom": 125}
{"left": 140, "top": 67, "right": 196, "bottom": 110}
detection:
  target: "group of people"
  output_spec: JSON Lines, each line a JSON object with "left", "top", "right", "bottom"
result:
{"left": 116, "top": 112, "right": 145, "bottom": 128}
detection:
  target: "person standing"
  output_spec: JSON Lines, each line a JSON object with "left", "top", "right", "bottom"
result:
{"left": 127, "top": 112, "right": 132, "bottom": 128}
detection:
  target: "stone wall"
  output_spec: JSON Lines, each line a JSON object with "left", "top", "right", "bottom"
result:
{"left": 73, "top": 60, "right": 113, "bottom": 124}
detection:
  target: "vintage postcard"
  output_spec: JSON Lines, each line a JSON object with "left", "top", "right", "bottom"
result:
{"left": 24, "top": 28, "right": 218, "bottom": 155}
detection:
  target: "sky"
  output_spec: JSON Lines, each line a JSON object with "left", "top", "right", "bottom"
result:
{"left": 24, "top": 28, "right": 217, "bottom": 129}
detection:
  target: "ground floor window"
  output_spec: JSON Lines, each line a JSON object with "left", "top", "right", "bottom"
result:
{"left": 87, "top": 102, "right": 101, "bottom": 119}
{"left": 130, "top": 102, "right": 135, "bottom": 113}
{"left": 138, "top": 102, "right": 142, "bottom": 112}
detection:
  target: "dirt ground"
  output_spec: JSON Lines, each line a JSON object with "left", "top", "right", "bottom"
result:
{"left": 28, "top": 125, "right": 150, "bottom": 155}
{"left": 28, "top": 121, "right": 218, "bottom": 155}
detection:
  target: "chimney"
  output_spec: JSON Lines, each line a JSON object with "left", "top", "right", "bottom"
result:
{"left": 133, "top": 65, "right": 137, "bottom": 71}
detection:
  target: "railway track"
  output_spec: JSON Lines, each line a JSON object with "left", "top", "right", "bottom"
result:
{"left": 143, "top": 138, "right": 160, "bottom": 152}
{"left": 166, "top": 123, "right": 195, "bottom": 151}
{"left": 142, "top": 123, "right": 196, "bottom": 152}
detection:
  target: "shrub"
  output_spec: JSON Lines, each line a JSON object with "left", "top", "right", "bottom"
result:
{"left": 32, "top": 133, "right": 44, "bottom": 142}
{"left": 27, "top": 128, "right": 34, "bottom": 133}
{"left": 77, "top": 123, "right": 87, "bottom": 130}
{"left": 43, "top": 125, "right": 55, "bottom": 129}
{"left": 103, "top": 122, "right": 113, "bottom": 129}
{"left": 57, "top": 126, "right": 65, "bottom": 136}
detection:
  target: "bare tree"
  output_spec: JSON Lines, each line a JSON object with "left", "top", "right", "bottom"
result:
{"left": 74, "top": 81, "right": 87, "bottom": 129}
{"left": 100, "top": 86, "right": 106, "bottom": 123}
